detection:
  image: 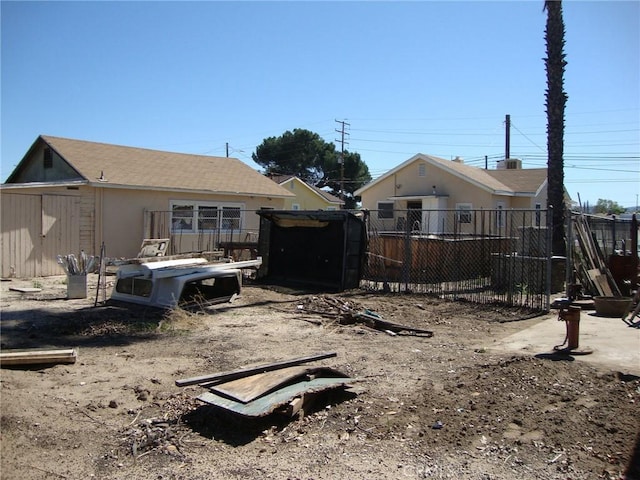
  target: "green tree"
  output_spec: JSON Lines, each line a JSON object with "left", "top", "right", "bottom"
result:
{"left": 594, "top": 199, "right": 625, "bottom": 215}
{"left": 252, "top": 128, "right": 371, "bottom": 209}
{"left": 544, "top": 0, "right": 568, "bottom": 257}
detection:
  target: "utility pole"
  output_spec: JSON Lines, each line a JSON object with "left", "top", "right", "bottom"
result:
{"left": 505, "top": 114, "right": 511, "bottom": 159}
{"left": 335, "top": 119, "right": 350, "bottom": 204}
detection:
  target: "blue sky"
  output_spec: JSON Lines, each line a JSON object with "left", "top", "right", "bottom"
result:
{"left": 2, "top": 1, "right": 639, "bottom": 209}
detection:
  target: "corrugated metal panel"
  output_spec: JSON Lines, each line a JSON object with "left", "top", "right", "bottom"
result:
{"left": 41, "top": 195, "right": 80, "bottom": 276}
{"left": 0, "top": 193, "right": 41, "bottom": 277}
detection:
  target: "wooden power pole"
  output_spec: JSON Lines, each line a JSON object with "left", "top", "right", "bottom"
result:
{"left": 335, "top": 119, "right": 350, "bottom": 203}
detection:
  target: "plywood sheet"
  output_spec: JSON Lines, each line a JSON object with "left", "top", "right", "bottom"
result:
{"left": 211, "top": 366, "right": 343, "bottom": 403}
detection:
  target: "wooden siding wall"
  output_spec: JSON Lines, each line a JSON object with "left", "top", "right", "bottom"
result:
{"left": 80, "top": 190, "right": 95, "bottom": 254}
{"left": 1, "top": 194, "right": 41, "bottom": 277}
{"left": 41, "top": 195, "right": 80, "bottom": 276}
{"left": 1, "top": 193, "right": 80, "bottom": 277}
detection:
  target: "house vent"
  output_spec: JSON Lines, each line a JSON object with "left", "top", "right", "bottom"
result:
{"left": 506, "top": 159, "right": 522, "bottom": 169}
{"left": 452, "top": 156, "right": 464, "bottom": 164}
{"left": 497, "top": 158, "right": 522, "bottom": 170}
{"left": 44, "top": 147, "right": 53, "bottom": 169}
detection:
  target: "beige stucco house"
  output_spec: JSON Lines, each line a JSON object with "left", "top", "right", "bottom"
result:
{"left": 268, "top": 174, "right": 343, "bottom": 210}
{"left": 1, "top": 135, "right": 293, "bottom": 277}
{"left": 354, "top": 153, "right": 549, "bottom": 233}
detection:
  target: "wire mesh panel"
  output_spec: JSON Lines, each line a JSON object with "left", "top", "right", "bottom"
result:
{"left": 145, "top": 209, "right": 261, "bottom": 260}
{"left": 361, "top": 209, "right": 551, "bottom": 310}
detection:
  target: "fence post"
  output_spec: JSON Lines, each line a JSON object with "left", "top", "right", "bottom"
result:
{"left": 401, "top": 210, "right": 411, "bottom": 292}
{"left": 566, "top": 210, "right": 573, "bottom": 297}
{"left": 545, "top": 206, "right": 553, "bottom": 310}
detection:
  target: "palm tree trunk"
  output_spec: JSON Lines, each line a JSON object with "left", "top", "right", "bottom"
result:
{"left": 545, "top": 0, "right": 568, "bottom": 257}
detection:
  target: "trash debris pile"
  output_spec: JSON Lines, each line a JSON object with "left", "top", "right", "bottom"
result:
{"left": 120, "top": 391, "right": 202, "bottom": 460}
{"left": 57, "top": 251, "right": 98, "bottom": 276}
{"left": 296, "top": 296, "right": 434, "bottom": 337}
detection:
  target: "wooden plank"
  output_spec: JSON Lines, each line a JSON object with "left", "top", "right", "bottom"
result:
{"left": 595, "top": 274, "right": 614, "bottom": 297}
{"left": 355, "top": 311, "right": 434, "bottom": 337}
{"left": 0, "top": 348, "right": 77, "bottom": 366}
{"left": 8, "top": 287, "right": 42, "bottom": 293}
{"left": 211, "top": 366, "right": 344, "bottom": 403}
{"left": 197, "top": 377, "right": 353, "bottom": 417}
{"left": 587, "top": 269, "right": 606, "bottom": 296}
{"left": 175, "top": 351, "right": 338, "bottom": 387}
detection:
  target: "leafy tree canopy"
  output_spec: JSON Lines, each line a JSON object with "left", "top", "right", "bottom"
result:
{"left": 252, "top": 128, "right": 371, "bottom": 208}
{"left": 594, "top": 198, "right": 625, "bottom": 215}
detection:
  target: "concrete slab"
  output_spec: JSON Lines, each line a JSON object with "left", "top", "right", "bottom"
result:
{"left": 490, "top": 309, "right": 640, "bottom": 376}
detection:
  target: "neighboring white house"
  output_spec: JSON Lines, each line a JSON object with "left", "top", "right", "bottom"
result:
{"left": 354, "top": 153, "right": 551, "bottom": 233}
{"left": 268, "top": 174, "right": 343, "bottom": 210}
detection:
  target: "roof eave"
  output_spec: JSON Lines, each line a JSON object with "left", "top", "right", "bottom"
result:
{"left": 85, "top": 181, "right": 296, "bottom": 198}
{"left": 1, "top": 180, "right": 89, "bottom": 190}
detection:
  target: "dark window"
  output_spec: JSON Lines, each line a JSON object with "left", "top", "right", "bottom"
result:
{"left": 457, "top": 205, "right": 472, "bottom": 224}
{"left": 378, "top": 202, "right": 394, "bottom": 219}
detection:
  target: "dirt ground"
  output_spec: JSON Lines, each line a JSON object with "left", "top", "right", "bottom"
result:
{"left": 1, "top": 274, "right": 639, "bottom": 480}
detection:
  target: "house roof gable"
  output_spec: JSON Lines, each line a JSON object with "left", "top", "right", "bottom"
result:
{"left": 5, "top": 135, "right": 294, "bottom": 198}
{"left": 355, "top": 153, "right": 547, "bottom": 197}
{"left": 269, "top": 174, "right": 342, "bottom": 205}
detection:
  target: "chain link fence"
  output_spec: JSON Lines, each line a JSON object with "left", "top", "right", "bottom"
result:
{"left": 145, "top": 208, "right": 554, "bottom": 311}
{"left": 360, "top": 209, "right": 553, "bottom": 310}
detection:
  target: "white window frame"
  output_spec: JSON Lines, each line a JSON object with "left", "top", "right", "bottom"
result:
{"left": 456, "top": 203, "right": 472, "bottom": 224}
{"left": 418, "top": 163, "right": 426, "bottom": 177}
{"left": 377, "top": 201, "right": 394, "bottom": 219}
{"left": 170, "top": 200, "right": 244, "bottom": 233}
{"left": 292, "top": 203, "right": 300, "bottom": 210}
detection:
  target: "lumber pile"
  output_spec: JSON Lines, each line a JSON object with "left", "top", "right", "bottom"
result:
{"left": 571, "top": 215, "right": 621, "bottom": 297}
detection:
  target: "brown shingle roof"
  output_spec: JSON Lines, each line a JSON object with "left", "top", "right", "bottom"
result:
{"left": 40, "top": 135, "right": 292, "bottom": 197}
{"left": 485, "top": 168, "right": 548, "bottom": 195}
{"left": 355, "top": 153, "right": 547, "bottom": 197}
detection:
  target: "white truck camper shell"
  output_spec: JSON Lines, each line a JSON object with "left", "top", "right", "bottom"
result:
{"left": 111, "top": 257, "right": 262, "bottom": 308}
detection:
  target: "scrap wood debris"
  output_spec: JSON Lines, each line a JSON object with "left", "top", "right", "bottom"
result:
{"left": 120, "top": 392, "right": 202, "bottom": 459}
{"left": 297, "top": 296, "right": 434, "bottom": 337}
